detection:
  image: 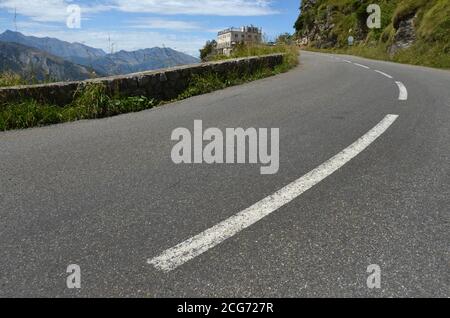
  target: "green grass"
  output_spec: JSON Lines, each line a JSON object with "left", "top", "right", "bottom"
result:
{"left": 0, "top": 46, "right": 299, "bottom": 131}
{"left": 0, "top": 89, "right": 159, "bottom": 131}
{"left": 0, "top": 72, "right": 26, "bottom": 87}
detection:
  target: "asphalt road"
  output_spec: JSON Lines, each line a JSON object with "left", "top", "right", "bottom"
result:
{"left": 0, "top": 51, "right": 449, "bottom": 297}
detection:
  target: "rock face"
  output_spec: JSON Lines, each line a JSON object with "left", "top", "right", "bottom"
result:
{"left": 301, "top": 0, "right": 318, "bottom": 11}
{"left": 389, "top": 15, "right": 418, "bottom": 56}
{"left": 295, "top": 1, "right": 342, "bottom": 49}
{"left": 295, "top": 1, "right": 422, "bottom": 51}
{"left": 0, "top": 54, "right": 284, "bottom": 106}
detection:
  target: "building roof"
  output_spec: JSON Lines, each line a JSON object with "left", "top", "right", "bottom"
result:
{"left": 218, "top": 26, "right": 262, "bottom": 36}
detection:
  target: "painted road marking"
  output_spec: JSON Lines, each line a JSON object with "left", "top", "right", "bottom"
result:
{"left": 374, "top": 70, "right": 393, "bottom": 79}
{"left": 396, "top": 81, "right": 408, "bottom": 100}
{"left": 354, "top": 63, "right": 370, "bottom": 69}
{"left": 148, "top": 115, "right": 400, "bottom": 272}
{"left": 344, "top": 60, "right": 353, "bottom": 64}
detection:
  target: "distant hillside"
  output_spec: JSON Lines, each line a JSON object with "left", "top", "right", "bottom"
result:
{"left": 0, "top": 30, "right": 200, "bottom": 78}
{"left": 0, "top": 42, "right": 94, "bottom": 82}
{"left": 90, "top": 47, "right": 200, "bottom": 76}
{"left": 0, "top": 30, "right": 106, "bottom": 63}
{"left": 295, "top": 0, "right": 450, "bottom": 68}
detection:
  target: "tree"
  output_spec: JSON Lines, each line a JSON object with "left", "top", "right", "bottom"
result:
{"left": 199, "top": 40, "right": 217, "bottom": 62}
{"left": 275, "top": 33, "right": 293, "bottom": 45}
{"left": 294, "top": 15, "right": 304, "bottom": 32}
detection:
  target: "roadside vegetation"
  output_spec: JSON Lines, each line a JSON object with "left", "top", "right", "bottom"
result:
{"left": 209, "top": 44, "right": 299, "bottom": 73}
{"left": 179, "top": 46, "right": 298, "bottom": 99}
{"left": 0, "top": 71, "right": 60, "bottom": 87}
{"left": 0, "top": 86, "right": 158, "bottom": 131}
{"left": 0, "top": 72, "right": 26, "bottom": 88}
{"left": 0, "top": 44, "right": 298, "bottom": 131}
{"left": 296, "top": 0, "right": 450, "bottom": 69}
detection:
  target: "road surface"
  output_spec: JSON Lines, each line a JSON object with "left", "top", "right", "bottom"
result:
{"left": 0, "top": 51, "right": 449, "bottom": 297}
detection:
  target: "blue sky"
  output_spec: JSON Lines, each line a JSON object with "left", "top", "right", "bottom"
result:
{"left": 0, "top": 0, "right": 301, "bottom": 57}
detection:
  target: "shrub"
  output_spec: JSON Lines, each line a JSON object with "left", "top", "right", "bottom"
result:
{"left": 0, "top": 72, "right": 25, "bottom": 87}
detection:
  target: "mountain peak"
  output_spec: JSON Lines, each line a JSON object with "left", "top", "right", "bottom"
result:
{"left": 1, "top": 29, "right": 22, "bottom": 36}
{"left": 2, "top": 29, "right": 18, "bottom": 34}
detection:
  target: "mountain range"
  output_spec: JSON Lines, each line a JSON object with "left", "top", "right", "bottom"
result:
{"left": 0, "top": 30, "right": 200, "bottom": 81}
{"left": 0, "top": 42, "right": 94, "bottom": 82}
{"left": 86, "top": 47, "right": 201, "bottom": 76}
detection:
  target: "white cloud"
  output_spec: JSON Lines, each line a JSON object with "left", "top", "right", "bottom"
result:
{"left": 0, "top": 0, "right": 278, "bottom": 22}
{"left": 113, "top": 0, "right": 278, "bottom": 16}
{"left": 129, "top": 18, "right": 201, "bottom": 31}
{"left": 0, "top": 0, "right": 110, "bottom": 23}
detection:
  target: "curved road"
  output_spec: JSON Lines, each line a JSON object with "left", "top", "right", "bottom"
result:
{"left": 0, "top": 51, "right": 449, "bottom": 297}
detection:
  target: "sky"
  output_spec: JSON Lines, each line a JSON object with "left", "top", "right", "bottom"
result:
{"left": 0, "top": 0, "right": 301, "bottom": 57}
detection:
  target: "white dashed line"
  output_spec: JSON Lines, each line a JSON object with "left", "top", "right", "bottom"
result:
{"left": 147, "top": 115, "right": 400, "bottom": 272}
{"left": 332, "top": 54, "right": 407, "bottom": 102}
{"left": 395, "top": 81, "right": 408, "bottom": 100}
{"left": 374, "top": 70, "right": 393, "bottom": 79}
{"left": 354, "top": 63, "right": 370, "bottom": 69}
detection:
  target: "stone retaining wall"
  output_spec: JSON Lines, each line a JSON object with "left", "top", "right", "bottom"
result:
{"left": 0, "top": 54, "right": 284, "bottom": 106}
